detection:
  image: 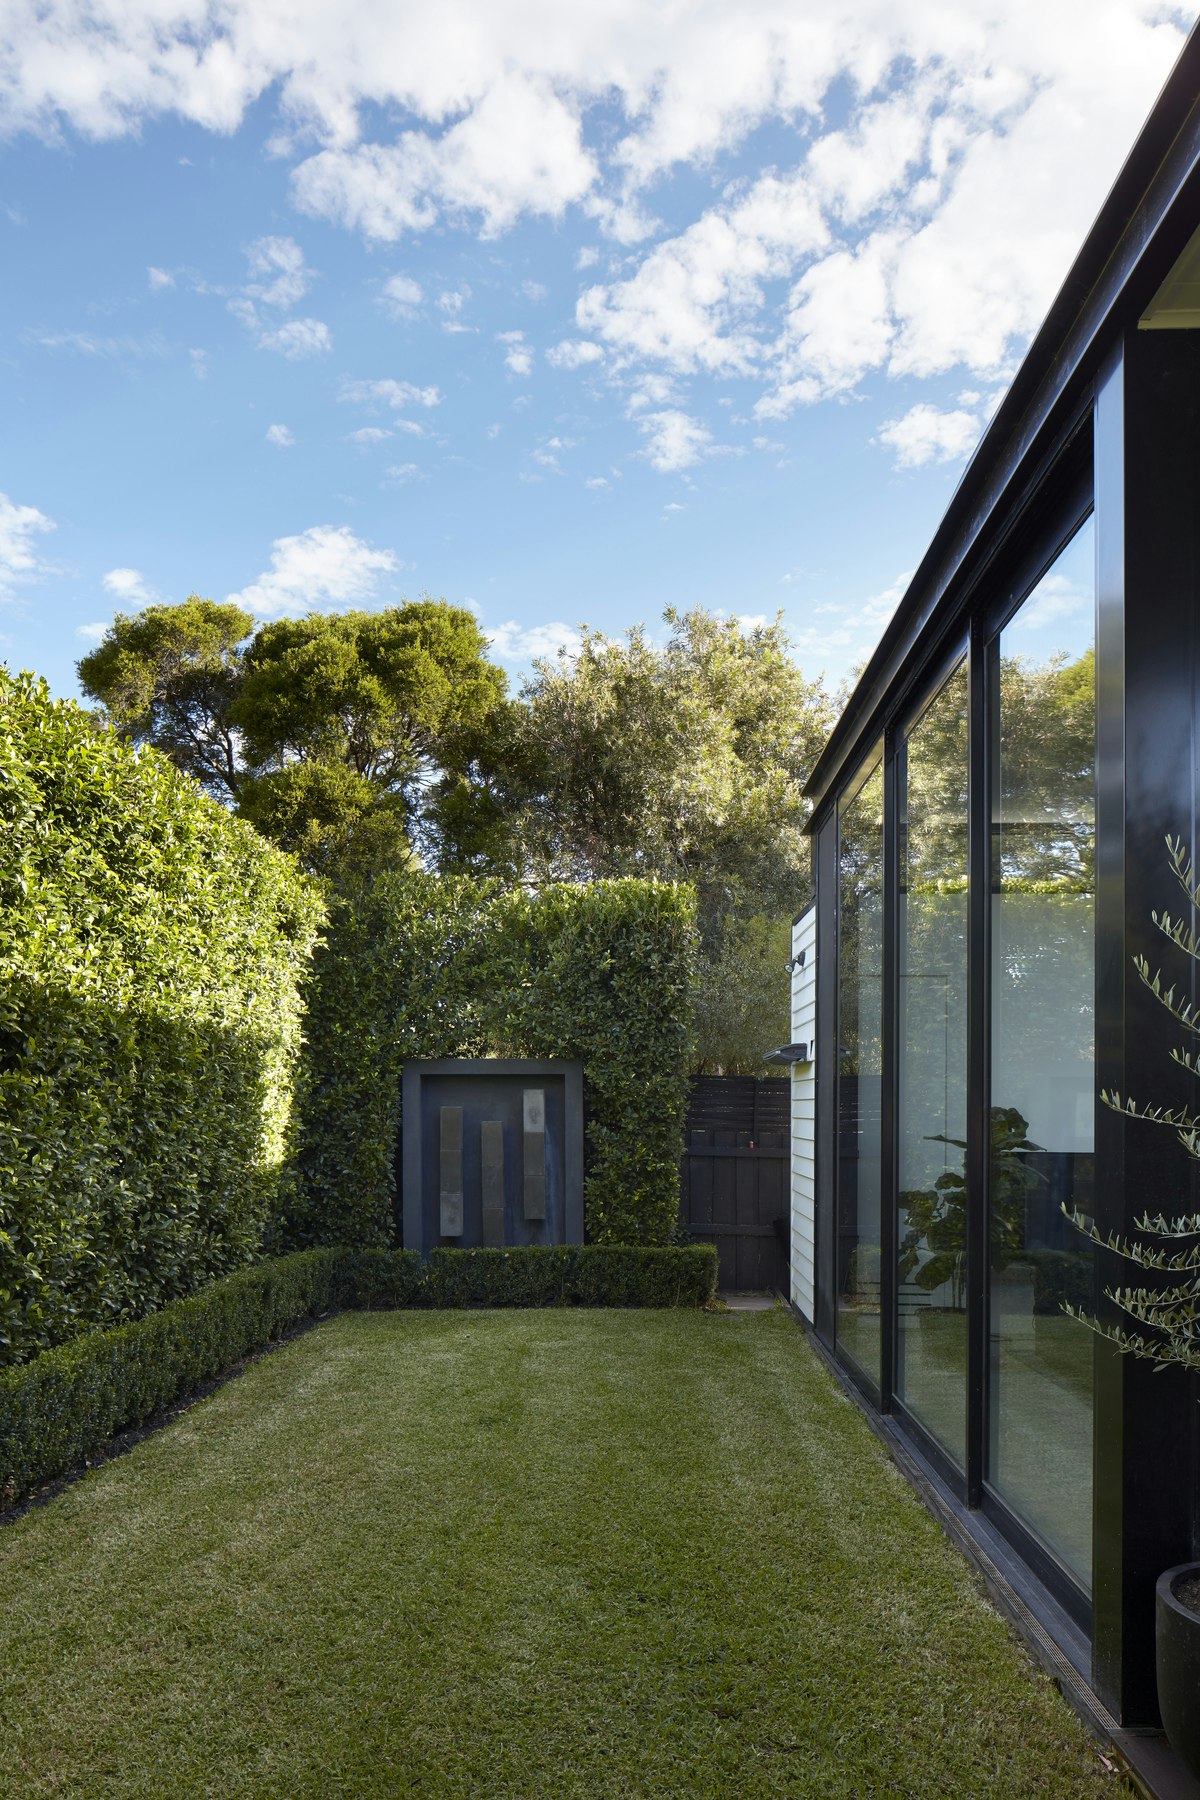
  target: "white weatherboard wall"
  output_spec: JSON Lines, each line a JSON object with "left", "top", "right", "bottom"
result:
{"left": 790, "top": 906, "right": 817, "bottom": 1322}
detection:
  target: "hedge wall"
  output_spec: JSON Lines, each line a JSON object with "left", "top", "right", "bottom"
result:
{"left": 291, "top": 874, "right": 697, "bottom": 1250}
{"left": 0, "top": 670, "right": 324, "bottom": 1365}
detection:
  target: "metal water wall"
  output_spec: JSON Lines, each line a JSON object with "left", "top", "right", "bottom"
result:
{"left": 400, "top": 1059, "right": 584, "bottom": 1254}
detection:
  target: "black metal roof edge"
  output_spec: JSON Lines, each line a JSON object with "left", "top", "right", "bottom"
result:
{"left": 803, "top": 22, "right": 1200, "bottom": 817}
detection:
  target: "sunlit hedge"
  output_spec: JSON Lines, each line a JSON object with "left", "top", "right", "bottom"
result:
{"left": 291, "top": 874, "right": 697, "bottom": 1249}
{"left": 0, "top": 670, "right": 324, "bottom": 1365}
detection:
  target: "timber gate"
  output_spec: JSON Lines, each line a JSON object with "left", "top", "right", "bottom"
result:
{"left": 679, "top": 1076, "right": 790, "bottom": 1291}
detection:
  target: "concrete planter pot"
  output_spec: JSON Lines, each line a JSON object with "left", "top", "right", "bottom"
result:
{"left": 1156, "top": 1564, "right": 1200, "bottom": 1780}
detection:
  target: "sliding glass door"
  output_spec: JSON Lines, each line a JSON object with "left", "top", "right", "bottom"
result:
{"left": 896, "top": 657, "right": 969, "bottom": 1468}
{"left": 986, "top": 518, "right": 1096, "bottom": 1588}
{"left": 828, "top": 508, "right": 1097, "bottom": 1602}
{"left": 835, "top": 751, "right": 884, "bottom": 1386}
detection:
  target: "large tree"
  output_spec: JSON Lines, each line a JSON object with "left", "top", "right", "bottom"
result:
{"left": 509, "top": 607, "right": 836, "bottom": 1069}
{"left": 78, "top": 597, "right": 507, "bottom": 877}
{"left": 76, "top": 597, "right": 251, "bottom": 802}
{"left": 514, "top": 606, "right": 834, "bottom": 916}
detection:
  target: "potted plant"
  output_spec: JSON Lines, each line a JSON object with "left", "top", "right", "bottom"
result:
{"left": 1064, "top": 835, "right": 1200, "bottom": 1777}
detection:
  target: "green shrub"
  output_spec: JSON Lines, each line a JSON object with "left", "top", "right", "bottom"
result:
{"left": 421, "top": 1245, "right": 717, "bottom": 1309}
{"left": 331, "top": 1248, "right": 424, "bottom": 1309}
{"left": 0, "top": 1249, "right": 342, "bottom": 1509}
{"left": 292, "top": 873, "right": 697, "bottom": 1251}
{"left": 0, "top": 670, "right": 324, "bottom": 1364}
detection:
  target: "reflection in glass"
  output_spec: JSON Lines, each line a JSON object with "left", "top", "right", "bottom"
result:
{"left": 896, "top": 659, "right": 969, "bottom": 1466}
{"left": 987, "top": 517, "right": 1096, "bottom": 1588}
{"left": 836, "top": 753, "right": 884, "bottom": 1384}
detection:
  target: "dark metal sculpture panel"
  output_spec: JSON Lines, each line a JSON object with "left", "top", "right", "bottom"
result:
{"left": 402, "top": 1059, "right": 584, "bottom": 1256}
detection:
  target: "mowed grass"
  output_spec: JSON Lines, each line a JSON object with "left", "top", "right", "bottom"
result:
{"left": 0, "top": 1310, "right": 1117, "bottom": 1798}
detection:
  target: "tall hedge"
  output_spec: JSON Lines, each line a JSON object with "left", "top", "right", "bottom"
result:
{"left": 0, "top": 670, "right": 324, "bottom": 1365}
{"left": 292, "top": 873, "right": 697, "bottom": 1249}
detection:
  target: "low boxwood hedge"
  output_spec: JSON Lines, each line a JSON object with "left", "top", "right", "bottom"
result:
{"left": 420, "top": 1245, "right": 718, "bottom": 1309}
{"left": 0, "top": 1244, "right": 718, "bottom": 1511}
{"left": 0, "top": 1249, "right": 344, "bottom": 1512}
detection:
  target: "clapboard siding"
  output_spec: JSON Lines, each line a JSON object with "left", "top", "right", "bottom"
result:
{"left": 789, "top": 906, "right": 817, "bottom": 1322}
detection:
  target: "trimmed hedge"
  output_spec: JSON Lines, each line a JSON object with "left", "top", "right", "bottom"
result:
{"left": 0, "top": 670, "right": 325, "bottom": 1365}
{"left": 0, "top": 1244, "right": 717, "bottom": 1511}
{"left": 372, "top": 1245, "right": 718, "bottom": 1309}
{"left": 292, "top": 873, "right": 697, "bottom": 1251}
{"left": 0, "top": 1249, "right": 343, "bottom": 1510}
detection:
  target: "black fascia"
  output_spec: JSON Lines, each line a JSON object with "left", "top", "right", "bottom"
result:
{"left": 804, "top": 23, "right": 1200, "bottom": 825}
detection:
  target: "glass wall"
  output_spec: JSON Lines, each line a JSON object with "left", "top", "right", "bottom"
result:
{"left": 986, "top": 518, "right": 1096, "bottom": 1588}
{"left": 896, "top": 658, "right": 969, "bottom": 1467}
{"left": 836, "top": 752, "right": 884, "bottom": 1385}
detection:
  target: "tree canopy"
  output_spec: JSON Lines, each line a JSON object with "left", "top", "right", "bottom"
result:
{"left": 78, "top": 598, "right": 508, "bottom": 877}
{"left": 79, "top": 596, "right": 838, "bottom": 1069}
{"left": 76, "top": 597, "right": 251, "bottom": 802}
{"left": 504, "top": 607, "right": 836, "bottom": 1072}
{"left": 512, "top": 607, "right": 835, "bottom": 923}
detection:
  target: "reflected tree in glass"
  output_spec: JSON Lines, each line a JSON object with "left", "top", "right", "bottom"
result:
{"left": 895, "top": 658, "right": 969, "bottom": 1463}
{"left": 987, "top": 518, "right": 1096, "bottom": 1589}
{"left": 836, "top": 753, "right": 884, "bottom": 1383}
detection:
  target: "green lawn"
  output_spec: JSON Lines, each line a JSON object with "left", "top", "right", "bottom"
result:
{"left": 0, "top": 1310, "right": 1117, "bottom": 1798}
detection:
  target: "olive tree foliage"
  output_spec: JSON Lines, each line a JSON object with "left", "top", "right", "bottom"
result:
{"left": 78, "top": 598, "right": 508, "bottom": 878}
{"left": 516, "top": 608, "right": 834, "bottom": 908}
{"left": 511, "top": 608, "right": 836, "bottom": 1071}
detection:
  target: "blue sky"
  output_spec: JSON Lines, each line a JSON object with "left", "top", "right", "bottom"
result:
{"left": 0, "top": 2, "right": 1194, "bottom": 705}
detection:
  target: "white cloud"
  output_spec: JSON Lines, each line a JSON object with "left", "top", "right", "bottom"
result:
{"left": 257, "top": 316, "right": 332, "bottom": 358}
{"left": 1020, "top": 571, "right": 1090, "bottom": 630}
{"left": 585, "top": 475, "right": 609, "bottom": 489}
{"left": 381, "top": 272, "right": 423, "bottom": 316}
{"left": 522, "top": 280, "right": 547, "bottom": 302}
{"left": 29, "top": 328, "right": 170, "bottom": 359}
{"left": 791, "top": 570, "right": 912, "bottom": 665}
{"left": 225, "top": 235, "right": 330, "bottom": 356}
{"left": 0, "top": 1, "right": 1192, "bottom": 454}
{"left": 487, "top": 619, "right": 582, "bottom": 662}
{"left": 636, "top": 409, "right": 712, "bottom": 473}
{"left": 75, "top": 620, "right": 109, "bottom": 642}
{"left": 577, "top": 171, "right": 828, "bottom": 376}
{"left": 499, "top": 331, "right": 533, "bottom": 377}
{"left": 101, "top": 566, "right": 154, "bottom": 604}
{"left": 348, "top": 425, "right": 392, "bottom": 444}
{"left": 292, "top": 74, "right": 595, "bottom": 241}
{"left": 546, "top": 339, "right": 604, "bottom": 370}
{"left": 877, "top": 402, "right": 980, "bottom": 468}
{"left": 340, "top": 377, "right": 441, "bottom": 410}
{"left": 243, "top": 235, "right": 310, "bottom": 309}
{"left": 147, "top": 265, "right": 173, "bottom": 290}
{"left": 228, "top": 524, "right": 399, "bottom": 619}
{"left": 384, "top": 462, "right": 419, "bottom": 482}
{"left": 0, "top": 493, "right": 54, "bottom": 600}
{"left": 625, "top": 373, "right": 679, "bottom": 413}
{"left": 265, "top": 422, "right": 296, "bottom": 447}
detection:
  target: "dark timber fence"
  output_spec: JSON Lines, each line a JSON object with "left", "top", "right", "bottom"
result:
{"left": 679, "top": 1076, "right": 790, "bottom": 1291}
